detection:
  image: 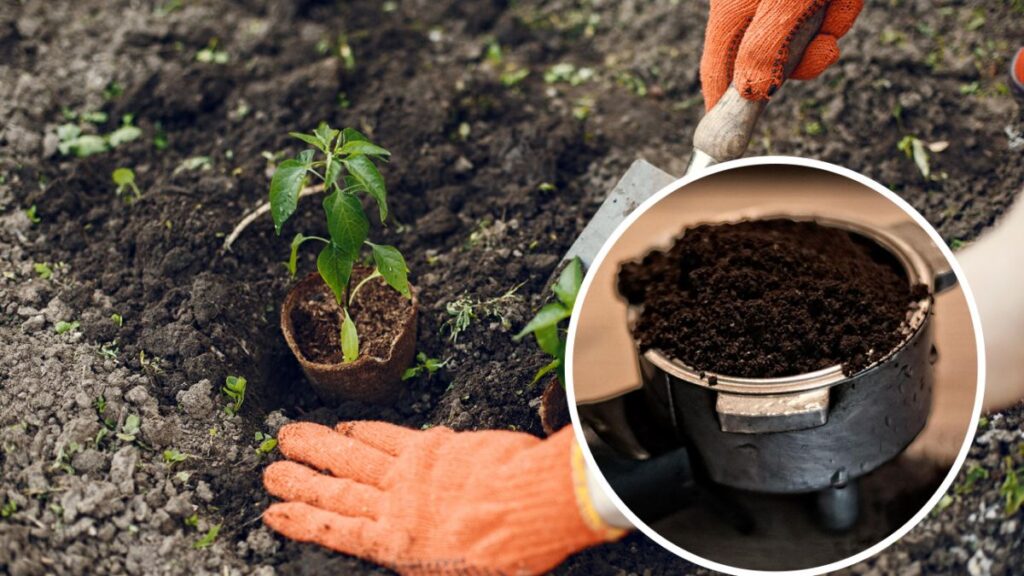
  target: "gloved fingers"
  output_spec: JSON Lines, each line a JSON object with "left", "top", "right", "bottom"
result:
{"left": 263, "top": 502, "right": 392, "bottom": 560}
{"left": 789, "top": 34, "right": 839, "bottom": 80}
{"left": 264, "top": 461, "right": 383, "bottom": 519}
{"left": 818, "top": 0, "right": 863, "bottom": 38}
{"left": 733, "top": 0, "right": 829, "bottom": 101}
{"left": 700, "top": 0, "right": 760, "bottom": 110}
{"left": 277, "top": 422, "right": 393, "bottom": 487}
{"left": 335, "top": 420, "right": 418, "bottom": 457}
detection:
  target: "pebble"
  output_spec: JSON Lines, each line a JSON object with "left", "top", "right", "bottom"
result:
{"left": 176, "top": 380, "right": 214, "bottom": 417}
{"left": 21, "top": 315, "right": 46, "bottom": 332}
{"left": 967, "top": 549, "right": 992, "bottom": 576}
{"left": 110, "top": 446, "right": 138, "bottom": 495}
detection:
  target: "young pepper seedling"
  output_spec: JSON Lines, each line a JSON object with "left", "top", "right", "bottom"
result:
{"left": 513, "top": 257, "right": 584, "bottom": 387}
{"left": 268, "top": 122, "right": 411, "bottom": 363}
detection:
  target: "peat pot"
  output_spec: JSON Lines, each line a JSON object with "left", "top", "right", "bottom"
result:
{"left": 281, "top": 270, "right": 418, "bottom": 405}
{"left": 633, "top": 216, "right": 957, "bottom": 495}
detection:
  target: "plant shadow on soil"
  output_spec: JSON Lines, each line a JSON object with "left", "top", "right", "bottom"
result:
{"left": 2, "top": 0, "right": 1022, "bottom": 574}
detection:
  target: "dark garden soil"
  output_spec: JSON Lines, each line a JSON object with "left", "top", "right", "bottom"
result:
{"left": 619, "top": 219, "right": 928, "bottom": 378}
{"left": 1, "top": 1, "right": 1022, "bottom": 575}
{"left": 290, "top": 267, "right": 413, "bottom": 364}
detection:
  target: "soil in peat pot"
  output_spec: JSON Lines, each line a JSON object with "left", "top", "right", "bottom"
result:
{"left": 290, "top": 268, "right": 413, "bottom": 364}
{"left": 618, "top": 219, "right": 930, "bottom": 378}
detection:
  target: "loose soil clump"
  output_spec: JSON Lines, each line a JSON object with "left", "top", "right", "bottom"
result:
{"left": 619, "top": 219, "right": 927, "bottom": 378}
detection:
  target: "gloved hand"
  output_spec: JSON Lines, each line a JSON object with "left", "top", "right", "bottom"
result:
{"left": 263, "top": 422, "right": 626, "bottom": 575}
{"left": 701, "top": 0, "right": 863, "bottom": 110}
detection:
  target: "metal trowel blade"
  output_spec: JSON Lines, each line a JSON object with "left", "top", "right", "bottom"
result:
{"left": 562, "top": 159, "right": 676, "bottom": 269}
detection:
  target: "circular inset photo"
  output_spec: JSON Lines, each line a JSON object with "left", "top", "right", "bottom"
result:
{"left": 566, "top": 159, "right": 984, "bottom": 574}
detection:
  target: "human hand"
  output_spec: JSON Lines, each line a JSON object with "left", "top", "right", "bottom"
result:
{"left": 701, "top": 0, "right": 863, "bottom": 110}
{"left": 262, "top": 422, "right": 625, "bottom": 575}
{"left": 959, "top": 199, "right": 1024, "bottom": 413}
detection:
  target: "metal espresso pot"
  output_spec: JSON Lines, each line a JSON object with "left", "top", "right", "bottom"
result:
{"left": 587, "top": 214, "right": 957, "bottom": 531}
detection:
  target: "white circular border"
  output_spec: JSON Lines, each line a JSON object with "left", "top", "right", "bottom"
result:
{"left": 565, "top": 155, "right": 987, "bottom": 576}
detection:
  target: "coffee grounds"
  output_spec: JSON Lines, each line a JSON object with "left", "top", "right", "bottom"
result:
{"left": 618, "top": 219, "right": 929, "bottom": 378}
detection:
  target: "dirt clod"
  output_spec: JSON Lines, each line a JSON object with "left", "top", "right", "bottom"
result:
{"left": 619, "top": 219, "right": 927, "bottom": 377}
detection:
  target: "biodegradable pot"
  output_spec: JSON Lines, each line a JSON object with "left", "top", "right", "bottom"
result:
{"left": 281, "top": 269, "right": 418, "bottom": 405}
{"left": 538, "top": 377, "right": 570, "bottom": 436}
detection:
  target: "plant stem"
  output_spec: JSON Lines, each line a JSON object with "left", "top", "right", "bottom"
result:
{"left": 348, "top": 269, "right": 382, "bottom": 307}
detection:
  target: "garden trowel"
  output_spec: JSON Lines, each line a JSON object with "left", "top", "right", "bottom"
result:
{"left": 563, "top": 6, "right": 827, "bottom": 269}
{"left": 565, "top": 6, "right": 835, "bottom": 510}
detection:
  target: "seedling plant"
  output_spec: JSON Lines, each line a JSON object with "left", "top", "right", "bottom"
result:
{"left": 269, "top": 122, "right": 410, "bottom": 363}
{"left": 513, "top": 257, "right": 583, "bottom": 386}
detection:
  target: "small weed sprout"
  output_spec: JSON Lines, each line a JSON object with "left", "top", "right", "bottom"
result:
{"left": 117, "top": 414, "right": 141, "bottom": 442}
{"left": 513, "top": 257, "right": 583, "bottom": 387}
{"left": 268, "top": 122, "right": 411, "bottom": 363}
{"left": 54, "top": 320, "right": 80, "bottom": 334}
{"left": 402, "top": 352, "right": 449, "bottom": 380}
{"left": 1, "top": 498, "right": 17, "bottom": 518}
{"left": 194, "top": 523, "right": 221, "bottom": 549}
{"left": 174, "top": 156, "right": 213, "bottom": 175}
{"left": 1001, "top": 459, "right": 1024, "bottom": 516}
{"left": 34, "top": 263, "right": 53, "bottom": 280}
{"left": 113, "top": 168, "right": 142, "bottom": 201}
{"left": 163, "top": 449, "right": 188, "bottom": 465}
{"left": 58, "top": 114, "right": 142, "bottom": 158}
{"left": 957, "top": 464, "right": 988, "bottom": 495}
{"left": 443, "top": 282, "right": 524, "bottom": 343}
{"left": 196, "top": 39, "right": 229, "bottom": 64}
{"left": 99, "top": 340, "right": 120, "bottom": 361}
{"left": 222, "top": 375, "right": 247, "bottom": 415}
{"left": 898, "top": 135, "right": 931, "bottom": 179}
{"left": 25, "top": 205, "right": 40, "bottom": 224}
{"left": 111, "top": 313, "right": 124, "bottom": 327}
{"left": 254, "top": 432, "right": 278, "bottom": 454}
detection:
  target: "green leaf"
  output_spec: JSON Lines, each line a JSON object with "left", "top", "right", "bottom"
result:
{"left": 341, "top": 127, "right": 369, "bottom": 143}
{"left": 112, "top": 168, "right": 135, "bottom": 186}
{"left": 552, "top": 257, "right": 584, "bottom": 309}
{"left": 194, "top": 524, "right": 221, "bottom": 550}
{"left": 60, "top": 135, "right": 108, "bottom": 157}
{"left": 289, "top": 132, "right": 324, "bottom": 151}
{"left": 57, "top": 123, "right": 81, "bottom": 141}
{"left": 531, "top": 357, "right": 562, "bottom": 386}
{"left": 54, "top": 320, "right": 80, "bottom": 335}
{"left": 401, "top": 366, "right": 422, "bottom": 381}
{"left": 317, "top": 243, "right": 355, "bottom": 305}
{"left": 269, "top": 159, "right": 308, "bottom": 234}
{"left": 514, "top": 302, "right": 570, "bottom": 341}
{"left": 339, "top": 140, "right": 391, "bottom": 158}
{"left": 313, "top": 122, "right": 339, "bottom": 150}
{"left": 341, "top": 309, "right": 359, "bottom": 363}
{"left": 343, "top": 155, "right": 388, "bottom": 221}
{"left": 324, "top": 158, "right": 343, "bottom": 190}
{"left": 322, "top": 191, "right": 368, "bottom": 256}
{"left": 369, "top": 243, "right": 410, "bottom": 298}
{"left": 287, "top": 233, "right": 306, "bottom": 276}
{"left": 296, "top": 149, "right": 316, "bottom": 165}
{"left": 107, "top": 125, "right": 142, "bottom": 147}
{"left": 533, "top": 323, "right": 560, "bottom": 357}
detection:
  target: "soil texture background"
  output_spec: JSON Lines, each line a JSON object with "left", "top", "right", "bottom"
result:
{"left": 1, "top": 0, "right": 1022, "bottom": 574}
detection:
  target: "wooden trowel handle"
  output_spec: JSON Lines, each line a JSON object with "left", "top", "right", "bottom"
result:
{"left": 693, "top": 5, "right": 829, "bottom": 163}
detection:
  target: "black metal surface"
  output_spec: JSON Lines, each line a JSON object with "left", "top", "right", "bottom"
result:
{"left": 641, "top": 318, "right": 934, "bottom": 493}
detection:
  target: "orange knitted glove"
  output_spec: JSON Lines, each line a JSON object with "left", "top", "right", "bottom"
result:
{"left": 701, "top": 0, "right": 863, "bottom": 110}
{"left": 263, "top": 422, "right": 626, "bottom": 575}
